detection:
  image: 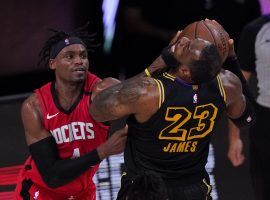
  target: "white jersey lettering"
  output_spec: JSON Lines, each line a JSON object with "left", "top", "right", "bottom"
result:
{"left": 50, "top": 122, "right": 95, "bottom": 144}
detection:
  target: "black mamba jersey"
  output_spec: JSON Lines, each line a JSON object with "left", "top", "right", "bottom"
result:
{"left": 125, "top": 72, "right": 226, "bottom": 184}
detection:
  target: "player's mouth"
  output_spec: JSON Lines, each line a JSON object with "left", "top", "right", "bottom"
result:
{"left": 73, "top": 66, "right": 87, "bottom": 72}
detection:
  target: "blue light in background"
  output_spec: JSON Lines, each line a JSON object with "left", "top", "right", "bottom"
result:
{"left": 102, "top": 0, "right": 119, "bottom": 54}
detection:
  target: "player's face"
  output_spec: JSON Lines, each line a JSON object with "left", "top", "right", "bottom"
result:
{"left": 171, "top": 37, "right": 210, "bottom": 66}
{"left": 50, "top": 44, "right": 89, "bottom": 83}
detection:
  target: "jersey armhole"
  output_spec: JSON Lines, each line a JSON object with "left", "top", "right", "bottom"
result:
{"left": 216, "top": 75, "right": 227, "bottom": 104}
{"left": 152, "top": 78, "right": 165, "bottom": 108}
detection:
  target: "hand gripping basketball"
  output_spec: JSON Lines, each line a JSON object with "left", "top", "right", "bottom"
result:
{"left": 179, "top": 19, "right": 230, "bottom": 63}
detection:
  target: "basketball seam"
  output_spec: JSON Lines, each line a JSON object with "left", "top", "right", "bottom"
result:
{"left": 202, "top": 21, "right": 216, "bottom": 45}
{"left": 195, "top": 21, "right": 199, "bottom": 38}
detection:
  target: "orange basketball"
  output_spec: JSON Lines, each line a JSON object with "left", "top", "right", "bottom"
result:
{"left": 180, "top": 20, "right": 229, "bottom": 63}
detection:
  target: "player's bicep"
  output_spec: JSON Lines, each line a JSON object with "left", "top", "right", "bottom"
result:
{"left": 90, "top": 77, "right": 157, "bottom": 122}
{"left": 21, "top": 94, "right": 50, "bottom": 145}
{"left": 91, "top": 77, "right": 121, "bottom": 101}
{"left": 221, "top": 71, "right": 244, "bottom": 118}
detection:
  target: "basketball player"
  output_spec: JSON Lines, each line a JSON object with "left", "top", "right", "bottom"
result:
{"left": 90, "top": 36, "right": 256, "bottom": 199}
{"left": 14, "top": 25, "right": 180, "bottom": 199}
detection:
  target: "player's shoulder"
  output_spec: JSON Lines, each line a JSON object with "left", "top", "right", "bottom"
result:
{"left": 21, "top": 93, "right": 41, "bottom": 114}
{"left": 219, "top": 69, "right": 241, "bottom": 87}
{"left": 219, "top": 70, "right": 242, "bottom": 101}
{"left": 120, "top": 76, "right": 158, "bottom": 101}
{"left": 138, "top": 76, "right": 159, "bottom": 92}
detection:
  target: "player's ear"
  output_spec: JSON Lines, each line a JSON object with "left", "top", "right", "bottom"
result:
{"left": 49, "top": 59, "right": 56, "bottom": 70}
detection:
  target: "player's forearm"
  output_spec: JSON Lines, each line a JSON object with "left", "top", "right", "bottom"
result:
{"left": 228, "top": 119, "right": 240, "bottom": 141}
{"left": 29, "top": 136, "right": 101, "bottom": 188}
{"left": 91, "top": 76, "right": 148, "bottom": 122}
{"left": 90, "top": 83, "right": 124, "bottom": 122}
{"left": 223, "top": 56, "right": 255, "bottom": 102}
{"left": 228, "top": 96, "right": 256, "bottom": 128}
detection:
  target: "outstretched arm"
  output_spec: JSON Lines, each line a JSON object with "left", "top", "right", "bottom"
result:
{"left": 90, "top": 77, "right": 160, "bottom": 123}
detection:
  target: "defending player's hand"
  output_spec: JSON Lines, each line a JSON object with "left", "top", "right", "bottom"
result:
{"left": 97, "top": 125, "right": 128, "bottom": 160}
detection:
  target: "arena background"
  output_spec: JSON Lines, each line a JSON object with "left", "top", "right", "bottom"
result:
{"left": 0, "top": 0, "right": 261, "bottom": 199}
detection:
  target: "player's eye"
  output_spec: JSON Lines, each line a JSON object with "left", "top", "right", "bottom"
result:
{"left": 81, "top": 53, "right": 87, "bottom": 59}
{"left": 65, "top": 54, "right": 73, "bottom": 59}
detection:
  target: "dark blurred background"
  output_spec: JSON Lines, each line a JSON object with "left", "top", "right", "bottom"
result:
{"left": 0, "top": 0, "right": 261, "bottom": 96}
{"left": 0, "top": 0, "right": 263, "bottom": 199}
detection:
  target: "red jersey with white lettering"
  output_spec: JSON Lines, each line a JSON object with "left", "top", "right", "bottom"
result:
{"left": 15, "top": 72, "right": 109, "bottom": 200}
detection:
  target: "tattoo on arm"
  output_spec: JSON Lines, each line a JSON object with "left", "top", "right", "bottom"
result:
{"left": 93, "top": 77, "right": 154, "bottom": 119}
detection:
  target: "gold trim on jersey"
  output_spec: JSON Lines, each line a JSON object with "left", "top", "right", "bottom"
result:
{"left": 121, "top": 171, "right": 127, "bottom": 178}
{"left": 203, "top": 178, "right": 212, "bottom": 199}
{"left": 217, "top": 75, "right": 226, "bottom": 103}
{"left": 144, "top": 68, "right": 151, "bottom": 77}
{"left": 153, "top": 79, "right": 165, "bottom": 108}
{"left": 163, "top": 72, "right": 176, "bottom": 81}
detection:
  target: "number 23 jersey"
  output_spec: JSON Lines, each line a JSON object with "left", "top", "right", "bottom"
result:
{"left": 125, "top": 72, "right": 226, "bottom": 182}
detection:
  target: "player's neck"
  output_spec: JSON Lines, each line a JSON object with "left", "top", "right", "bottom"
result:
{"left": 167, "top": 70, "right": 193, "bottom": 85}
{"left": 54, "top": 80, "right": 83, "bottom": 109}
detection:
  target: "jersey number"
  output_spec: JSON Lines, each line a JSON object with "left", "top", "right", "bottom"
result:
{"left": 159, "top": 103, "right": 218, "bottom": 141}
{"left": 71, "top": 148, "right": 81, "bottom": 159}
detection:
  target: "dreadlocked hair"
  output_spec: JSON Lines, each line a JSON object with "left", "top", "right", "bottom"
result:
{"left": 38, "top": 22, "right": 99, "bottom": 66}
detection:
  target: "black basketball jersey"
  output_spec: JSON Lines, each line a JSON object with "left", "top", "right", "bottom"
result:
{"left": 125, "top": 72, "right": 226, "bottom": 185}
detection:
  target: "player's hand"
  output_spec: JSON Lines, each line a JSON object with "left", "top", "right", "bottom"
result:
{"left": 147, "top": 31, "right": 182, "bottom": 76}
{"left": 227, "top": 38, "right": 237, "bottom": 58}
{"left": 222, "top": 38, "right": 238, "bottom": 69}
{"left": 227, "top": 120, "right": 245, "bottom": 167}
{"left": 97, "top": 125, "right": 128, "bottom": 159}
{"left": 169, "top": 30, "right": 182, "bottom": 45}
{"left": 148, "top": 55, "right": 167, "bottom": 76}
{"left": 228, "top": 136, "right": 245, "bottom": 167}
{"left": 205, "top": 18, "right": 237, "bottom": 63}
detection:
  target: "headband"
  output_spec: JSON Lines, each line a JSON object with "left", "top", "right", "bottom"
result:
{"left": 50, "top": 37, "right": 86, "bottom": 59}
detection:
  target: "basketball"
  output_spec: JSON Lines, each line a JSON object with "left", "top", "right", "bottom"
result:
{"left": 180, "top": 20, "right": 229, "bottom": 63}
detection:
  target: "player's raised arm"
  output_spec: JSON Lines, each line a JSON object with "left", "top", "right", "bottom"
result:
{"left": 220, "top": 70, "right": 255, "bottom": 128}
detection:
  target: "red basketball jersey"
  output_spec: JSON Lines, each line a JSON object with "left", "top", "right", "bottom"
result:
{"left": 15, "top": 72, "right": 109, "bottom": 200}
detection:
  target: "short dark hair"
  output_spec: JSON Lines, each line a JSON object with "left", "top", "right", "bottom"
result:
{"left": 126, "top": 171, "right": 168, "bottom": 200}
{"left": 38, "top": 23, "right": 97, "bottom": 67}
{"left": 189, "top": 44, "right": 222, "bottom": 84}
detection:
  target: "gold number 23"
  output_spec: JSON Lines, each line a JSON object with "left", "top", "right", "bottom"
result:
{"left": 159, "top": 103, "right": 218, "bottom": 141}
